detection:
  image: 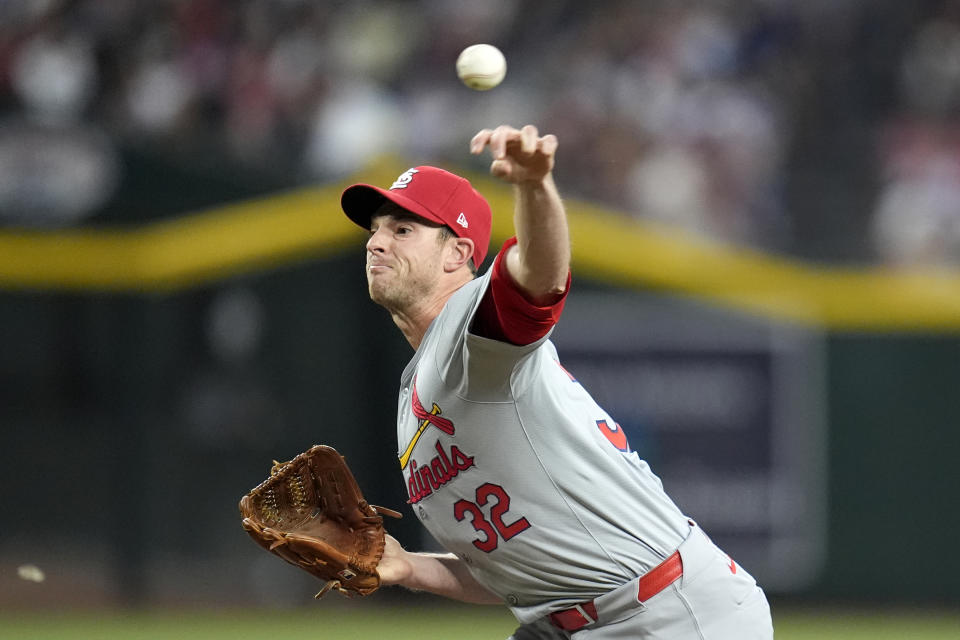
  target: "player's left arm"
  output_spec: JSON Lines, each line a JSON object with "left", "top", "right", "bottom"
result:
{"left": 471, "top": 125, "right": 570, "bottom": 305}
{"left": 377, "top": 534, "right": 502, "bottom": 604}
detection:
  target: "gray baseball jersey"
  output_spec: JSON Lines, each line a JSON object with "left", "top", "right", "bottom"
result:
{"left": 395, "top": 257, "right": 692, "bottom": 624}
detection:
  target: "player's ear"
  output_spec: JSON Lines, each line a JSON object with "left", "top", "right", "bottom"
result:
{"left": 443, "top": 237, "right": 475, "bottom": 273}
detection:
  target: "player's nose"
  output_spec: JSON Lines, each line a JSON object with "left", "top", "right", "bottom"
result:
{"left": 366, "top": 227, "right": 388, "bottom": 253}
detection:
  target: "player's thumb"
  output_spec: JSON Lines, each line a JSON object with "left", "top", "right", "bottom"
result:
{"left": 490, "top": 159, "right": 515, "bottom": 181}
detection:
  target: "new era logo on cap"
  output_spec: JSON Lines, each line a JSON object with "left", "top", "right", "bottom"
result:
{"left": 340, "top": 166, "right": 492, "bottom": 266}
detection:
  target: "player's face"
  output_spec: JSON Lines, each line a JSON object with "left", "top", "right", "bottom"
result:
{"left": 366, "top": 211, "right": 447, "bottom": 311}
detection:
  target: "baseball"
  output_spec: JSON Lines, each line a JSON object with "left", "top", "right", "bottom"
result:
{"left": 456, "top": 44, "right": 507, "bottom": 91}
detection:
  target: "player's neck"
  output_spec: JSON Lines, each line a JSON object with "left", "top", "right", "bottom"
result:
{"left": 392, "top": 275, "right": 472, "bottom": 349}
{"left": 390, "top": 295, "right": 448, "bottom": 349}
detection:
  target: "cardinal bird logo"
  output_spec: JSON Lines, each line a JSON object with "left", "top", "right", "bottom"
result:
{"left": 399, "top": 380, "right": 455, "bottom": 469}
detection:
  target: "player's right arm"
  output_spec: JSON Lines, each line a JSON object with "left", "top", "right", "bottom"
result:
{"left": 377, "top": 534, "right": 502, "bottom": 604}
{"left": 469, "top": 125, "right": 571, "bottom": 346}
{"left": 471, "top": 124, "right": 569, "bottom": 305}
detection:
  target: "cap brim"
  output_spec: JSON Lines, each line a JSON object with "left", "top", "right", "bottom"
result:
{"left": 341, "top": 184, "right": 447, "bottom": 230}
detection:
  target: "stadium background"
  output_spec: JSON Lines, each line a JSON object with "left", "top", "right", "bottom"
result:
{"left": 1, "top": 1, "right": 958, "bottom": 637}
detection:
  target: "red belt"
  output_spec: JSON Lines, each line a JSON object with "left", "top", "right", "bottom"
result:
{"left": 549, "top": 550, "right": 683, "bottom": 631}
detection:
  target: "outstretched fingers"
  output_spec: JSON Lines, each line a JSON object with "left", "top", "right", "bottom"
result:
{"left": 472, "top": 125, "right": 524, "bottom": 157}
{"left": 471, "top": 124, "right": 557, "bottom": 182}
{"left": 470, "top": 128, "right": 493, "bottom": 155}
{"left": 519, "top": 124, "right": 539, "bottom": 157}
{"left": 538, "top": 132, "right": 558, "bottom": 158}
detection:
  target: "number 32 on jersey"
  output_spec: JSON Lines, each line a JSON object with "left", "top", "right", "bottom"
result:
{"left": 454, "top": 483, "right": 531, "bottom": 553}
{"left": 453, "top": 419, "right": 629, "bottom": 553}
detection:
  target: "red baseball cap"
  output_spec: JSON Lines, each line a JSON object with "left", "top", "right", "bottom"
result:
{"left": 341, "top": 166, "right": 492, "bottom": 266}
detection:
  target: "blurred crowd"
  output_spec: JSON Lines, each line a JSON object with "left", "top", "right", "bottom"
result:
{"left": 1, "top": 0, "right": 959, "bottom": 266}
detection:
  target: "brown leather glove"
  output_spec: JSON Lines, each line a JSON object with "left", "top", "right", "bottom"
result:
{"left": 239, "top": 444, "right": 401, "bottom": 598}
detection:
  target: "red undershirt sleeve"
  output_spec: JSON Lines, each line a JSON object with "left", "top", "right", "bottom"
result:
{"left": 471, "top": 237, "right": 571, "bottom": 346}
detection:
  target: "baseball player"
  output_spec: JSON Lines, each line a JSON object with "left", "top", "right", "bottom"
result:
{"left": 339, "top": 124, "right": 774, "bottom": 639}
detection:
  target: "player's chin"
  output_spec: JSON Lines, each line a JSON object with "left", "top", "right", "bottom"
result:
{"left": 367, "top": 279, "right": 395, "bottom": 306}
